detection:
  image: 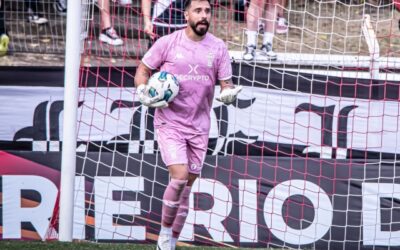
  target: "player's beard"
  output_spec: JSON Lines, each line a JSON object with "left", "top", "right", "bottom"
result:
{"left": 190, "top": 20, "right": 209, "bottom": 37}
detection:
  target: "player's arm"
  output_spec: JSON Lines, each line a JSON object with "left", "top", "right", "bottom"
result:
{"left": 216, "top": 42, "right": 242, "bottom": 104}
{"left": 134, "top": 62, "right": 168, "bottom": 108}
{"left": 220, "top": 78, "right": 234, "bottom": 90}
{"left": 134, "top": 62, "right": 152, "bottom": 88}
{"left": 135, "top": 35, "right": 169, "bottom": 108}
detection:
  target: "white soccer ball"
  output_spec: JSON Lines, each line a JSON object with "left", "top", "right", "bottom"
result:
{"left": 147, "top": 71, "right": 179, "bottom": 103}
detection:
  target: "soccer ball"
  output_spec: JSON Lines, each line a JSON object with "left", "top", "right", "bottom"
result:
{"left": 147, "top": 71, "right": 179, "bottom": 103}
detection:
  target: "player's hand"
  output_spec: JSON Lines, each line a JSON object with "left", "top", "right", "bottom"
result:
{"left": 137, "top": 84, "right": 167, "bottom": 108}
{"left": 149, "top": 100, "right": 168, "bottom": 108}
{"left": 217, "top": 85, "right": 243, "bottom": 104}
{"left": 143, "top": 19, "right": 157, "bottom": 39}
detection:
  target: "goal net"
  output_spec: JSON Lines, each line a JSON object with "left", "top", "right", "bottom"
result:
{"left": 52, "top": 0, "right": 400, "bottom": 249}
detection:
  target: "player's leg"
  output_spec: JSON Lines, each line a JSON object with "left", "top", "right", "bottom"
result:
{"left": 170, "top": 133, "right": 208, "bottom": 249}
{"left": 170, "top": 173, "right": 196, "bottom": 250}
{"left": 243, "top": 0, "right": 265, "bottom": 60}
{"left": 261, "top": 0, "right": 277, "bottom": 60}
{"left": 156, "top": 127, "right": 189, "bottom": 250}
{"left": 158, "top": 164, "right": 188, "bottom": 250}
{"left": 162, "top": 164, "right": 189, "bottom": 228}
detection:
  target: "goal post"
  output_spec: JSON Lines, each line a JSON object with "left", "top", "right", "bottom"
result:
{"left": 59, "top": 0, "right": 82, "bottom": 242}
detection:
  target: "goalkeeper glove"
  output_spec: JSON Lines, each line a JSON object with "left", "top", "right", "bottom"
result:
{"left": 217, "top": 85, "right": 243, "bottom": 104}
{"left": 136, "top": 84, "right": 168, "bottom": 108}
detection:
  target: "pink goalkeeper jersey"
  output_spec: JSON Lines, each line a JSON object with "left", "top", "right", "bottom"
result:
{"left": 142, "top": 29, "right": 232, "bottom": 134}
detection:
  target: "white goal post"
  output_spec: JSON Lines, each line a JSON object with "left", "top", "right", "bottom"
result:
{"left": 59, "top": 1, "right": 82, "bottom": 242}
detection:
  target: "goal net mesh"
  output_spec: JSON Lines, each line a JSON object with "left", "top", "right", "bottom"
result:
{"left": 49, "top": 0, "right": 400, "bottom": 248}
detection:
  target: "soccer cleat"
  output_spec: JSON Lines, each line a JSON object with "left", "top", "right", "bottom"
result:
{"left": 260, "top": 43, "right": 277, "bottom": 60}
{"left": 54, "top": 0, "right": 67, "bottom": 16}
{"left": 99, "top": 27, "right": 123, "bottom": 46}
{"left": 276, "top": 17, "right": 288, "bottom": 34}
{"left": 157, "top": 233, "right": 172, "bottom": 250}
{"left": 243, "top": 45, "right": 256, "bottom": 61}
{"left": 28, "top": 15, "right": 48, "bottom": 24}
{"left": 0, "top": 34, "right": 9, "bottom": 56}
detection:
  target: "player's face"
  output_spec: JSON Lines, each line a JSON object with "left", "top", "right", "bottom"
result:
{"left": 185, "top": 1, "right": 211, "bottom": 37}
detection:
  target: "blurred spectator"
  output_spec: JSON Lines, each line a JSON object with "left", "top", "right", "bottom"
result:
{"left": 25, "top": 0, "right": 48, "bottom": 24}
{"left": 243, "top": 0, "right": 278, "bottom": 61}
{"left": 97, "top": 0, "right": 123, "bottom": 45}
{"left": 275, "top": 0, "right": 288, "bottom": 34}
{"left": 54, "top": 0, "right": 67, "bottom": 16}
{"left": 141, "top": 0, "right": 186, "bottom": 41}
{"left": 258, "top": 0, "right": 288, "bottom": 34}
{"left": 0, "top": 0, "right": 9, "bottom": 56}
{"left": 59, "top": 0, "right": 123, "bottom": 45}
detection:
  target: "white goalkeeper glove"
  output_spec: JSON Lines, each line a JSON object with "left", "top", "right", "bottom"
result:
{"left": 216, "top": 85, "right": 243, "bottom": 104}
{"left": 136, "top": 84, "right": 168, "bottom": 108}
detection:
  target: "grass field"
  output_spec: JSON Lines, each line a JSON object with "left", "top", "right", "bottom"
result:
{"left": 0, "top": 241, "right": 280, "bottom": 250}
{"left": 0, "top": 241, "right": 217, "bottom": 250}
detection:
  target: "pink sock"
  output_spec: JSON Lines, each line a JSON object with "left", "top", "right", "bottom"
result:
{"left": 172, "top": 186, "right": 191, "bottom": 238}
{"left": 162, "top": 178, "right": 188, "bottom": 227}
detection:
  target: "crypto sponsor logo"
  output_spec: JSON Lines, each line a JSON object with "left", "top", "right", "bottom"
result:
{"left": 175, "top": 64, "right": 210, "bottom": 82}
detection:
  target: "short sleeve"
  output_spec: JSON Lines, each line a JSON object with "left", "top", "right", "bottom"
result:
{"left": 217, "top": 44, "right": 232, "bottom": 81}
{"left": 142, "top": 36, "right": 169, "bottom": 70}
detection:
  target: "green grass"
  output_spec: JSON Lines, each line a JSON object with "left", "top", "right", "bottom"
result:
{"left": 0, "top": 241, "right": 279, "bottom": 250}
{"left": 0, "top": 241, "right": 198, "bottom": 250}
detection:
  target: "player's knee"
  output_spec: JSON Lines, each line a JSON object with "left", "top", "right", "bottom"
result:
{"left": 169, "top": 164, "right": 189, "bottom": 180}
{"left": 169, "top": 178, "right": 188, "bottom": 195}
{"left": 170, "top": 178, "right": 187, "bottom": 187}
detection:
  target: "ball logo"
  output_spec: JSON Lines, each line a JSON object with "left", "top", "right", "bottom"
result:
{"left": 172, "top": 75, "right": 179, "bottom": 86}
{"left": 157, "top": 71, "right": 168, "bottom": 82}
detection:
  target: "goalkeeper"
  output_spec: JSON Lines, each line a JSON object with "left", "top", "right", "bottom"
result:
{"left": 134, "top": 0, "right": 242, "bottom": 249}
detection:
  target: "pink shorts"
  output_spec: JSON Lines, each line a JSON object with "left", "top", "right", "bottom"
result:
{"left": 156, "top": 126, "right": 208, "bottom": 175}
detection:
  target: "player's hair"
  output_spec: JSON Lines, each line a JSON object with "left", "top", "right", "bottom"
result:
{"left": 184, "top": 0, "right": 212, "bottom": 10}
